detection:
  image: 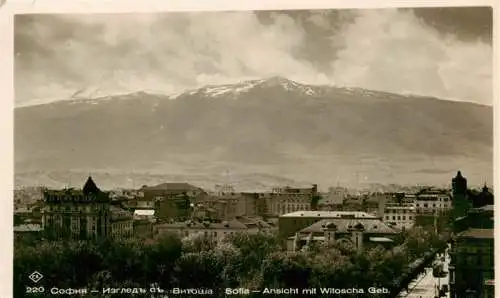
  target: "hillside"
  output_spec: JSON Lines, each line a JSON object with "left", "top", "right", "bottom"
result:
{"left": 14, "top": 77, "right": 493, "bottom": 189}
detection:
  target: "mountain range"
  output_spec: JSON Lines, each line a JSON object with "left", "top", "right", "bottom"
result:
{"left": 14, "top": 77, "right": 493, "bottom": 190}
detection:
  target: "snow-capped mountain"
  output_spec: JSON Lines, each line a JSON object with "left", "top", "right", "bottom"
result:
{"left": 183, "top": 76, "right": 320, "bottom": 99}
{"left": 14, "top": 77, "right": 493, "bottom": 188}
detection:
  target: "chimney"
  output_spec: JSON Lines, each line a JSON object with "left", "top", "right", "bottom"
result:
{"left": 292, "top": 233, "right": 300, "bottom": 252}
{"left": 312, "top": 184, "right": 318, "bottom": 196}
{"left": 323, "top": 222, "right": 337, "bottom": 243}
{"left": 351, "top": 223, "right": 364, "bottom": 251}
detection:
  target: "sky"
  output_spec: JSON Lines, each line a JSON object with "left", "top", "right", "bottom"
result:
{"left": 14, "top": 7, "right": 493, "bottom": 106}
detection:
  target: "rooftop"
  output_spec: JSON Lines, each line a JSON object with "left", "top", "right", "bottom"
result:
{"left": 157, "top": 219, "right": 249, "bottom": 230}
{"left": 385, "top": 205, "right": 415, "bottom": 210}
{"left": 476, "top": 204, "right": 494, "bottom": 212}
{"left": 110, "top": 206, "right": 133, "bottom": 221}
{"left": 369, "top": 237, "right": 394, "bottom": 242}
{"left": 14, "top": 224, "right": 42, "bottom": 232}
{"left": 457, "top": 228, "right": 493, "bottom": 239}
{"left": 142, "top": 183, "right": 200, "bottom": 192}
{"left": 299, "top": 218, "right": 397, "bottom": 234}
{"left": 134, "top": 209, "right": 155, "bottom": 216}
{"left": 83, "top": 176, "right": 100, "bottom": 195}
{"left": 280, "top": 211, "right": 378, "bottom": 219}
{"left": 14, "top": 207, "right": 31, "bottom": 214}
{"left": 236, "top": 217, "right": 273, "bottom": 228}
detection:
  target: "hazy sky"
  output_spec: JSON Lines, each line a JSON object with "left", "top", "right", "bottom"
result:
{"left": 15, "top": 7, "right": 493, "bottom": 106}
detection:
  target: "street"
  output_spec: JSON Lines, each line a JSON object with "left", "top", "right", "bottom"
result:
{"left": 398, "top": 247, "right": 451, "bottom": 298}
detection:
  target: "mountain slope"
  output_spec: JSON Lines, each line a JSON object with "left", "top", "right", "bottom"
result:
{"left": 14, "top": 77, "right": 493, "bottom": 188}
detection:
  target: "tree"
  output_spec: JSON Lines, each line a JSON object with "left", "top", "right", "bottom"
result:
{"left": 173, "top": 251, "right": 225, "bottom": 288}
{"left": 143, "top": 234, "right": 182, "bottom": 287}
{"left": 14, "top": 224, "right": 439, "bottom": 297}
{"left": 181, "top": 231, "right": 217, "bottom": 253}
{"left": 261, "top": 251, "right": 311, "bottom": 290}
{"left": 311, "top": 195, "right": 321, "bottom": 211}
{"left": 212, "top": 242, "right": 241, "bottom": 287}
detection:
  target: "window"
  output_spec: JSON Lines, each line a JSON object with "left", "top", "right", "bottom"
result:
{"left": 424, "top": 203, "right": 428, "bottom": 208}
{"left": 385, "top": 216, "right": 390, "bottom": 220}
{"left": 392, "top": 216, "right": 396, "bottom": 220}
{"left": 402, "top": 216, "right": 406, "bottom": 220}
{"left": 397, "top": 216, "right": 401, "bottom": 220}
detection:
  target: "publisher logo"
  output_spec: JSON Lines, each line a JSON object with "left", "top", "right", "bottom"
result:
{"left": 28, "top": 271, "right": 44, "bottom": 283}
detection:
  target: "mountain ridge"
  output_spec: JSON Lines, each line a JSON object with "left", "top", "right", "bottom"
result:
{"left": 15, "top": 77, "right": 493, "bottom": 188}
{"left": 16, "top": 77, "right": 492, "bottom": 109}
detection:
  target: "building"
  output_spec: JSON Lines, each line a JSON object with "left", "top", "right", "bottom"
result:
{"left": 278, "top": 210, "right": 380, "bottom": 238}
{"left": 287, "top": 217, "right": 397, "bottom": 251}
{"left": 449, "top": 228, "right": 494, "bottom": 298}
{"left": 415, "top": 187, "right": 452, "bottom": 215}
{"left": 195, "top": 193, "right": 253, "bottom": 220}
{"left": 317, "top": 187, "right": 348, "bottom": 210}
{"left": 267, "top": 185, "right": 318, "bottom": 216}
{"left": 109, "top": 206, "right": 134, "bottom": 239}
{"left": 140, "top": 183, "right": 207, "bottom": 221}
{"left": 133, "top": 209, "right": 156, "bottom": 221}
{"left": 41, "top": 177, "right": 133, "bottom": 240}
{"left": 237, "top": 216, "right": 275, "bottom": 233}
{"left": 339, "top": 197, "right": 364, "bottom": 212}
{"left": 212, "top": 184, "right": 236, "bottom": 196}
{"left": 454, "top": 205, "right": 494, "bottom": 233}
{"left": 469, "top": 185, "right": 494, "bottom": 209}
{"left": 133, "top": 219, "right": 155, "bottom": 239}
{"left": 140, "top": 182, "right": 205, "bottom": 200}
{"left": 14, "top": 223, "right": 43, "bottom": 241}
{"left": 361, "top": 193, "right": 392, "bottom": 215}
{"left": 14, "top": 207, "right": 33, "bottom": 225}
{"left": 156, "top": 219, "right": 260, "bottom": 243}
{"left": 382, "top": 202, "right": 416, "bottom": 230}
{"left": 449, "top": 205, "right": 494, "bottom": 298}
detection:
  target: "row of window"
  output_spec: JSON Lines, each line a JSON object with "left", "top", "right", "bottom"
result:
{"left": 384, "top": 215, "right": 413, "bottom": 221}
{"left": 279, "top": 205, "right": 310, "bottom": 215}
{"left": 181, "top": 230, "right": 238, "bottom": 238}
{"left": 416, "top": 203, "right": 451, "bottom": 208}
{"left": 111, "top": 222, "right": 133, "bottom": 235}
{"left": 46, "top": 205, "right": 106, "bottom": 212}
{"left": 385, "top": 209, "right": 415, "bottom": 214}
{"left": 457, "top": 246, "right": 494, "bottom": 254}
{"left": 416, "top": 209, "right": 449, "bottom": 214}
{"left": 455, "top": 255, "right": 494, "bottom": 267}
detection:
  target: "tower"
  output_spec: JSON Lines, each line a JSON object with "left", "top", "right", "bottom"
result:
{"left": 452, "top": 171, "right": 467, "bottom": 198}
{"left": 451, "top": 171, "right": 470, "bottom": 220}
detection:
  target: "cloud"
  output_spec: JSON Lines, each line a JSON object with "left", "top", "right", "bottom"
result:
{"left": 14, "top": 8, "right": 492, "bottom": 106}
{"left": 330, "top": 9, "right": 492, "bottom": 104}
